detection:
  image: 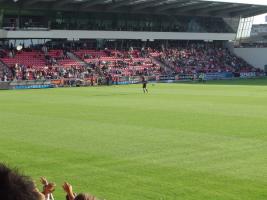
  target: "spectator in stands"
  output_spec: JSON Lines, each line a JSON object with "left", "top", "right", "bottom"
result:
{"left": 63, "top": 182, "right": 97, "bottom": 200}
{"left": 4, "top": 73, "right": 8, "bottom": 82}
{"left": 0, "top": 163, "right": 98, "bottom": 200}
{"left": 40, "top": 177, "right": 56, "bottom": 200}
{"left": 0, "top": 163, "right": 45, "bottom": 200}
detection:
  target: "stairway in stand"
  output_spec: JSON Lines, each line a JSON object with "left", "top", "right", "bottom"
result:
{"left": 67, "top": 51, "right": 100, "bottom": 76}
{"left": 0, "top": 60, "right": 11, "bottom": 81}
{"left": 150, "top": 56, "right": 173, "bottom": 75}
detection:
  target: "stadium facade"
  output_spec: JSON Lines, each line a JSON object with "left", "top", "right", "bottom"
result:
{"left": 0, "top": 0, "right": 266, "bottom": 41}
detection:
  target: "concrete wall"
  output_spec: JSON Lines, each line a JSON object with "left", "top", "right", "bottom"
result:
{"left": 0, "top": 29, "right": 7, "bottom": 38}
{"left": 234, "top": 48, "right": 267, "bottom": 69}
{"left": 0, "top": 29, "right": 236, "bottom": 41}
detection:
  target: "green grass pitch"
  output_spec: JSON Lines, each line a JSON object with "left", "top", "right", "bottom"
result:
{"left": 0, "top": 79, "right": 267, "bottom": 200}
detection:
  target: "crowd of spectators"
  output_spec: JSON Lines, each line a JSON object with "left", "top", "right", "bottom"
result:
{"left": 0, "top": 46, "right": 94, "bottom": 83}
{"left": 0, "top": 45, "right": 164, "bottom": 84}
{"left": 0, "top": 42, "right": 264, "bottom": 84}
{"left": 156, "top": 43, "right": 262, "bottom": 75}
{"left": 74, "top": 48, "right": 163, "bottom": 78}
{"left": 0, "top": 163, "right": 98, "bottom": 200}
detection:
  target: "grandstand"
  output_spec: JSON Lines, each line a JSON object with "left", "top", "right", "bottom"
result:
{"left": 0, "top": 0, "right": 267, "bottom": 87}
{"left": 0, "top": 0, "right": 267, "bottom": 40}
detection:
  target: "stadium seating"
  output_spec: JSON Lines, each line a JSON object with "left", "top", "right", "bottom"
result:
{"left": 0, "top": 49, "right": 89, "bottom": 80}
{"left": 153, "top": 46, "right": 259, "bottom": 74}
{"left": 1, "top": 50, "right": 46, "bottom": 67}
{"left": 73, "top": 49, "right": 162, "bottom": 76}
{"left": 0, "top": 44, "right": 263, "bottom": 82}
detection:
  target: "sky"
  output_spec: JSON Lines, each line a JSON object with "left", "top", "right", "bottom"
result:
{"left": 253, "top": 14, "right": 267, "bottom": 24}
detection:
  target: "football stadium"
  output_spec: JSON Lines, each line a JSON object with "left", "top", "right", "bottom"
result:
{"left": 0, "top": 0, "right": 267, "bottom": 200}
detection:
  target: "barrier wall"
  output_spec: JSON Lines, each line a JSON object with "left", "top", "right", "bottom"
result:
{"left": 1, "top": 72, "right": 264, "bottom": 90}
{"left": 0, "top": 29, "right": 236, "bottom": 41}
{"left": 0, "top": 80, "right": 53, "bottom": 90}
{"left": 0, "top": 82, "right": 10, "bottom": 90}
{"left": 234, "top": 48, "right": 267, "bottom": 70}
{"left": 205, "top": 72, "right": 234, "bottom": 80}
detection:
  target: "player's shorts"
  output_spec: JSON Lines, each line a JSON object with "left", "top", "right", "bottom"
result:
{"left": 143, "top": 83, "right": 147, "bottom": 88}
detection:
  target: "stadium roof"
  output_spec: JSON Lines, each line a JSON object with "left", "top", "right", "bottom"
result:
{"left": 2, "top": 0, "right": 267, "bottom": 18}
